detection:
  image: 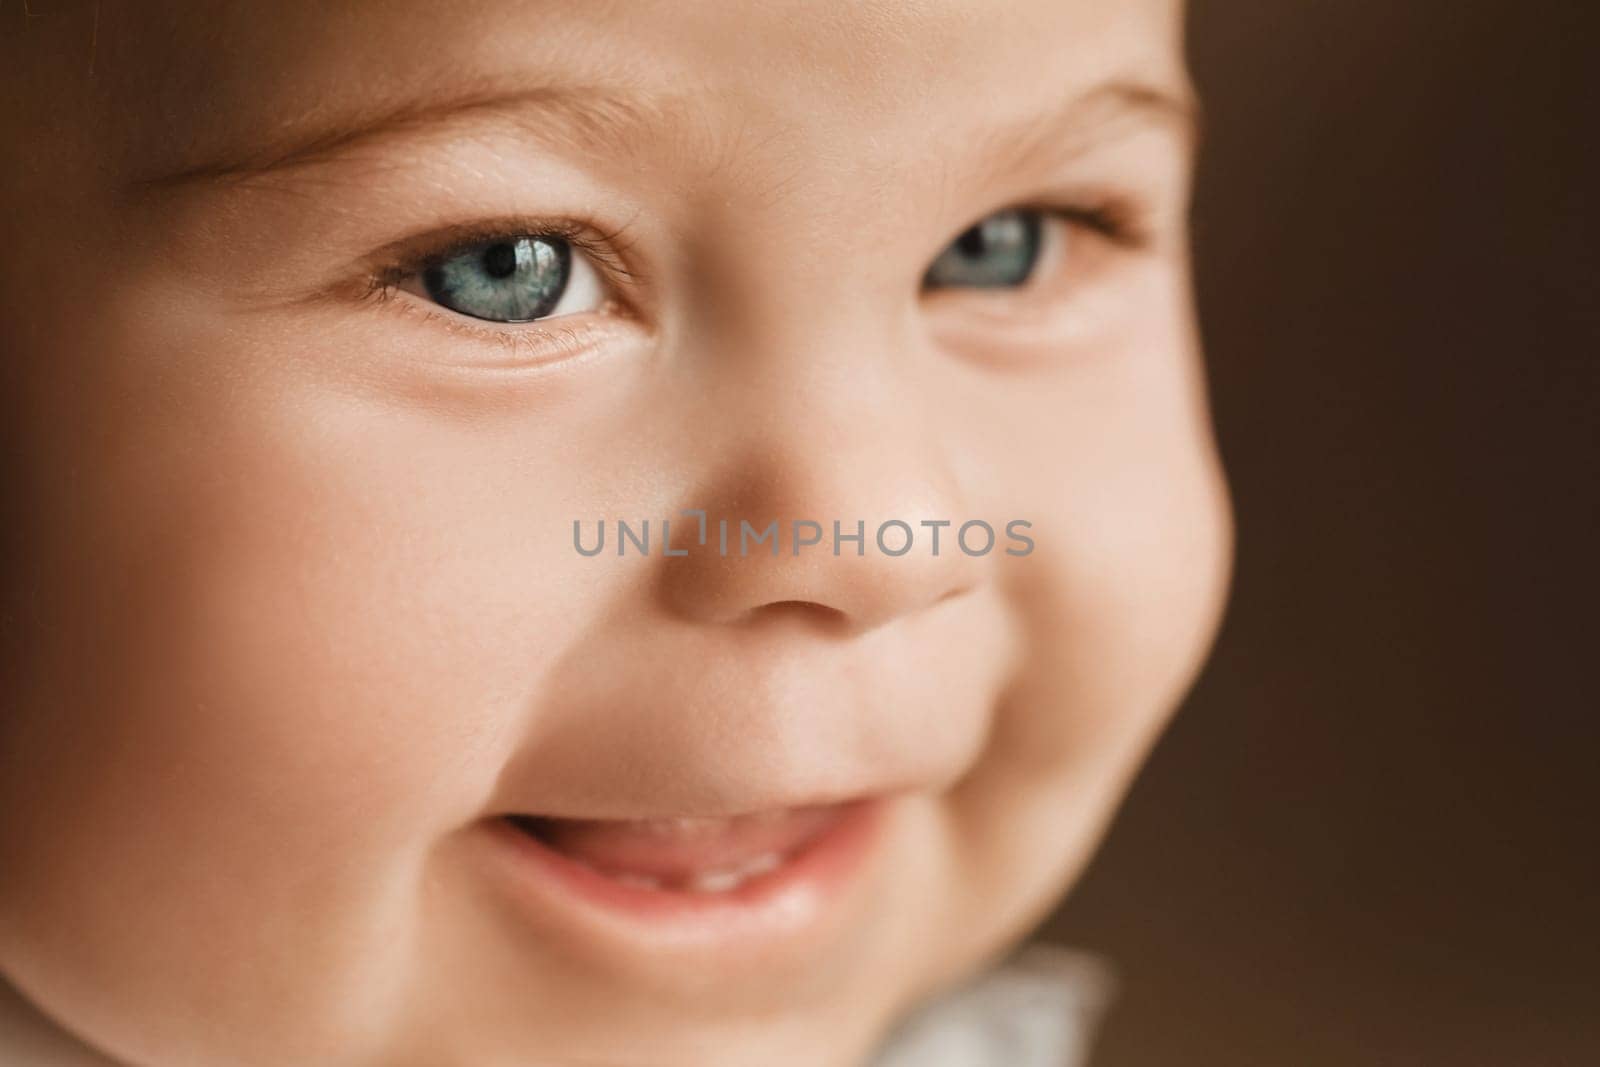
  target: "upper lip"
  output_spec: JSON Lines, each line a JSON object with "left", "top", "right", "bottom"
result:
{"left": 486, "top": 686, "right": 999, "bottom": 821}
{"left": 484, "top": 593, "right": 1018, "bottom": 821}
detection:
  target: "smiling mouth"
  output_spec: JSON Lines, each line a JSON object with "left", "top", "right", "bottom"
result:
{"left": 480, "top": 792, "right": 889, "bottom": 961}
{"left": 504, "top": 801, "right": 863, "bottom": 896}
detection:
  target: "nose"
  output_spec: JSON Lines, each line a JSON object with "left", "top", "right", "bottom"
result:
{"left": 658, "top": 352, "right": 986, "bottom": 635}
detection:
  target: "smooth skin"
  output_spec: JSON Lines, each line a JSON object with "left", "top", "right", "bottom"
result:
{"left": 0, "top": 2, "right": 1231, "bottom": 1065}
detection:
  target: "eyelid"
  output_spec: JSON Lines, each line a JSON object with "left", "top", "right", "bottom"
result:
{"left": 917, "top": 195, "right": 1157, "bottom": 303}
{"left": 919, "top": 193, "right": 1158, "bottom": 295}
{"left": 1035, "top": 193, "right": 1156, "bottom": 251}
{"left": 362, "top": 214, "right": 644, "bottom": 302}
{"left": 362, "top": 284, "right": 636, "bottom": 368}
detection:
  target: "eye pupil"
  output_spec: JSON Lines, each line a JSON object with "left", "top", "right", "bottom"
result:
{"left": 481, "top": 241, "right": 521, "bottom": 280}
{"left": 956, "top": 226, "right": 989, "bottom": 259}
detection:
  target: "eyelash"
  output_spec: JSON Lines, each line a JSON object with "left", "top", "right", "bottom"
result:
{"left": 359, "top": 286, "right": 622, "bottom": 362}
{"left": 365, "top": 217, "right": 640, "bottom": 297}
{"left": 1046, "top": 193, "right": 1153, "bottom": 250}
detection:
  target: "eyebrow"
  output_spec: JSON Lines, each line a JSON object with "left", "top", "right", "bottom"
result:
{"left": 133, "top": 75, "right": 1198, "bottom": 194}
{"left": 981, "top": 78, "right": 1203, "bottom": 174}
{"left": 132, "top": 79, "right": 681, "bottom": 192}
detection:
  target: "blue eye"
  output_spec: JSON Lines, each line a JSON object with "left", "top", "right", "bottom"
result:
{"left": 924, "top": 209, "right": 1044, "bottom": 290}
{"left": 420, "top": 235, "right": 602, "bottom": 323}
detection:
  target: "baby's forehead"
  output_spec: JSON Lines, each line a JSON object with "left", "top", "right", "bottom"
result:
{"left": 21, "top": 0, "right": 1185, "bottom": 188}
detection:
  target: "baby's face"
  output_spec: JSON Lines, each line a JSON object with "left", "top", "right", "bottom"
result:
{"left": 0, "top": 2, "right": 1228, "bottom": 1065}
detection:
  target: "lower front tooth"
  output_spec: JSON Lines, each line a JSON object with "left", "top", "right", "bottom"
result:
{"left": 689, "top": 868, "right": 746, "bottom": 893}
{"left": 741, "top": 851, "right": 782, "bottom": 877}
{"left": 688, "top": 852, "right": 784, "bottom": 893}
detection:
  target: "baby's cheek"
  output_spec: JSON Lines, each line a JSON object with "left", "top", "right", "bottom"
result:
{"left": 0, "top": 342, "right": 600, "bottom": 1058}
{"left": 923, "top": 322, "right": 1230, "bottom": 976}
{"left": 959, "top": 301, "right": 1228, "bottom": 756}
{"left": 95, "top": 397, "right": 559, "bottom": 827}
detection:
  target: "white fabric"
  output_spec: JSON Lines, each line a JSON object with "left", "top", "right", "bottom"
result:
{"left": 871, "top": 944, "right": 1116, "bottom": 1067}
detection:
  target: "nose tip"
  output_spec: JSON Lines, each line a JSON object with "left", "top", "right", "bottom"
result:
{"left": 650, "top": 318, "right": 994, "bottom": 634}
{"left": 738, "top": 598, "right": 848, "bottom": 630}
{"left": 660, "top": 523, "right": 983, "bottom": 634}
{"left": 657, "top": 500, "right": 989, "bottom": 635}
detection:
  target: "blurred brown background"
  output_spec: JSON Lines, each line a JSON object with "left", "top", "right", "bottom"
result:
{"left": 1045, "top": 3, "right": 1599, "bottom": 1065}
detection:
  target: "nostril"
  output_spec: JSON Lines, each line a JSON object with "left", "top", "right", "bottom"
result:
{"left": 735, "top": 600, "right": 851, "bottom": 630}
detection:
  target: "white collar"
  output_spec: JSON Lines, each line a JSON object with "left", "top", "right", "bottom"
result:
{"left": 871, "top": 945, "right": 1115, "bottom": 1067}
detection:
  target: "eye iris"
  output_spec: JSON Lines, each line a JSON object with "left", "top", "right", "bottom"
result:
{"left": 926, "top": 209, "right": 1044, "bottom": 290}
{"left": 422, "top": 236, "right": 572, "bottom": 323}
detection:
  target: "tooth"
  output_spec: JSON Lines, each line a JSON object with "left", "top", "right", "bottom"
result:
{"left": 739, "top": 852, "right": 782, "bottom": 878}
{"left": 684, "top": 852, "right": 785, "bottom": 894}
{"left": 689, "top": 868, "right": 747, "bottom": 893}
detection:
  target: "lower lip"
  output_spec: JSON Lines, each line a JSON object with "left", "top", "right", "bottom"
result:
{"left": 480, "top": 798, "right": 888, "bottom": 953}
